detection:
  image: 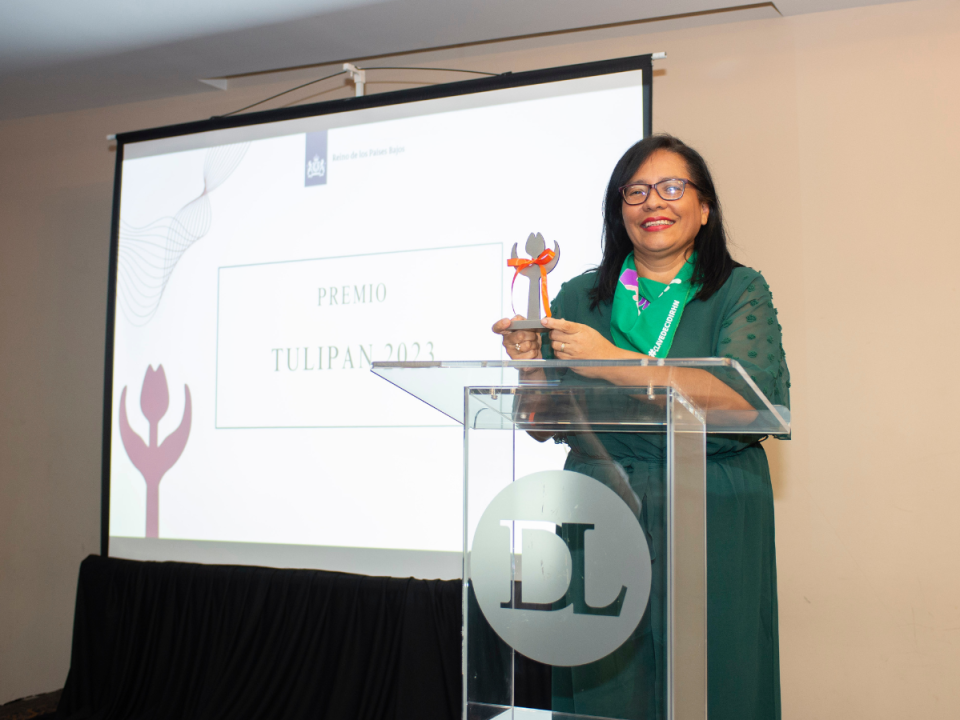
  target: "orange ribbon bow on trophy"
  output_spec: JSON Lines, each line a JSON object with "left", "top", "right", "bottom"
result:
{"left": 508, "top": 248, "right": 556, "bottom": 319}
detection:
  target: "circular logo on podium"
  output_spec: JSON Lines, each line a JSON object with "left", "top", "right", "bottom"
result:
{"left": 470, "top": 470, "right": 652, "bottom": 667}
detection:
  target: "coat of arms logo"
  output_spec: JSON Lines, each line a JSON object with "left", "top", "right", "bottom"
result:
{"left": 306, "top": 154, "right": 326, "bottom": 179}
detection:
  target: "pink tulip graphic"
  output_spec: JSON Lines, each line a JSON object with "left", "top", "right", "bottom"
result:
{"left": 119, "top": 365, "right": 191, "bottom": 538}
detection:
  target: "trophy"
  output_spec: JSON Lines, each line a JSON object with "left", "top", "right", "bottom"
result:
{"left": 508, "top": 232, "right": 560, "bottom": 331}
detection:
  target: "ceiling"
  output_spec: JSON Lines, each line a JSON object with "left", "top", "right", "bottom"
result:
{"left": 0, "top": 0, "right": 908, "bottom": 121}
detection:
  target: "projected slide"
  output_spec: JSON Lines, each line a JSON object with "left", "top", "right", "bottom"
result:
{"left": 108, "top": 68, "right": 647, "bottom": 577}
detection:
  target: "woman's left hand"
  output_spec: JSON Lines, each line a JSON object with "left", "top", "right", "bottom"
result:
{"left": 542, "top": 317, "right": 624, "bottom": 369}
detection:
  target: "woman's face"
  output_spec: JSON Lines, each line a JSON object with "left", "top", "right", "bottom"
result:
{"left": 621, "top": 149, "right": 709, "bottom": 261}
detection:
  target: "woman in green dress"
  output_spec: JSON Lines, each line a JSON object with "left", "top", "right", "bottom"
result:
{"left": 493, "top": 135, "right": 789, "bottom": 720}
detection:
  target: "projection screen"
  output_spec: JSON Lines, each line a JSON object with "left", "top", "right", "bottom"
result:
{"left": 104, "top": 54, "right": 652, "bottom": 579}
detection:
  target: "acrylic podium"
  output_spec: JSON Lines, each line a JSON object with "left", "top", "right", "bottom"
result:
{"left": 371, "top": 359, "right": 790, "bottom": 720}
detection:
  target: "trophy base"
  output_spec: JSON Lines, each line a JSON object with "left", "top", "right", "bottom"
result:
{"left": 510, "top": 319, "right": 549, "bottom": 332}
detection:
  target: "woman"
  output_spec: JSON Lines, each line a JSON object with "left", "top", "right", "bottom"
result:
{"left": 493, "top": 135, "right": 789, "bottom": 720}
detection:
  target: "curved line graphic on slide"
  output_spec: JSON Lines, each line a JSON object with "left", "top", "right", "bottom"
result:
{"left": 119, "top": 365, "right": 192, "bottom": 538}
{"left": 117, "top": 142, "right": 250, "bottom": 326}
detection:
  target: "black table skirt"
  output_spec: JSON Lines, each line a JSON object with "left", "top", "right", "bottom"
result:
{"left": 57, "top": 555, "right": 463, "bottom": 720}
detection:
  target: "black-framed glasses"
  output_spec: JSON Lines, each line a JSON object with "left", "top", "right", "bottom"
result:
{"left": 619, "top": 178, "right": 698, "bottom": 205}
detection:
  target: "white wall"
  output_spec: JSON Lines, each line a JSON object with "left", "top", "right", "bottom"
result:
{"left": 2, "top": 0, "right": 958, "bottom": 714}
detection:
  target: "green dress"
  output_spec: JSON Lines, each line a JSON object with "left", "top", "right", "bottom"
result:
{"left": 543, "top": 266, "right": 790, "bottom": 720}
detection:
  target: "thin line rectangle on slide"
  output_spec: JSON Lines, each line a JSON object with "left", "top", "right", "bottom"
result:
{"left": 216, "top": 243, "right": 502, "bottom": 428}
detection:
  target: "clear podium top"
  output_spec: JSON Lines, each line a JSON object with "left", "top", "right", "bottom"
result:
{"left": 371, "top": 359, "right": 790, "bottom": 435}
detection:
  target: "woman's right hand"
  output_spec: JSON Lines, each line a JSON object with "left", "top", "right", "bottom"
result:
{"left": 492, "top": 315, "right": 542, "bottom": 361}
{"left": 493, "top": 316, "right": 550, "bottom": 440}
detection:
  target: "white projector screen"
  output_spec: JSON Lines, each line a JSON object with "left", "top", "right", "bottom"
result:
{"left": 104, "top": 56, "right": 651, "bottom": 578}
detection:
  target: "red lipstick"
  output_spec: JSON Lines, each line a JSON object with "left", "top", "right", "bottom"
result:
{"left": 640, "top": 216, "right": 675, "bottom": 232}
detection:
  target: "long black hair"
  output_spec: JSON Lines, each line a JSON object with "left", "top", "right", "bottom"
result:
{"left": 589, "top": 134, "right": 739, "bottom": 308}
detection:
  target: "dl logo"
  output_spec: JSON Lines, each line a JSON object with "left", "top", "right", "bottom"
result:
{"left": 470, "top": 470, "right": 651, "bottom": 667}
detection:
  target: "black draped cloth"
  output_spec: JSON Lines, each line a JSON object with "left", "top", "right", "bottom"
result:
{"left": 58, "top": 556, "right": 462, "bottom": 720}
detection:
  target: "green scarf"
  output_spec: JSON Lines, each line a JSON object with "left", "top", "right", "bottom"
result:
{"left": 610, "top": 253, "right": 697, "bottom": 358}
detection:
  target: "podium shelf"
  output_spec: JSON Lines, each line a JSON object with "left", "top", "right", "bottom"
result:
{"left": 371, "top": 359, "right": 789, "bottom": 435}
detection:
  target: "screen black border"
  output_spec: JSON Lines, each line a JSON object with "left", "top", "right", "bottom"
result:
{"left": 101, "top": 52, "right": 653, "bottom": 556}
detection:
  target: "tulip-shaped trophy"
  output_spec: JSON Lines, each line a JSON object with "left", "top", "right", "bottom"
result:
{"left": 507, "top": 232, "right": 560, "bottom": 331}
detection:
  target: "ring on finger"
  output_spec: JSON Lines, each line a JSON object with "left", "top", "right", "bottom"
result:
{"left": 560, "top": 342, "right": 566, "bottom": 352}
{"left": 515, "top": 343, "right": 521, "bottom": 351}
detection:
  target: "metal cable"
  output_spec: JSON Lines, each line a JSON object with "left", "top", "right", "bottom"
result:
{"left": 218, "top": 70, "right": 349, "bottom": 118}
{"left": 362, "top": 66, "right": 499, "bottom": 76}
{"left": 217, "top": 65, "right": 502, "bottom": 118}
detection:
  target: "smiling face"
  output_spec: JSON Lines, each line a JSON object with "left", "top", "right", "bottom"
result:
{"left": 621, "top": 149, "right": 710, "bottom": 264}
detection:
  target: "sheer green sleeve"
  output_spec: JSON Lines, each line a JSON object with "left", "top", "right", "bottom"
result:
{"left": 717, "top": 273, "right": 790, "bottom": 409}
